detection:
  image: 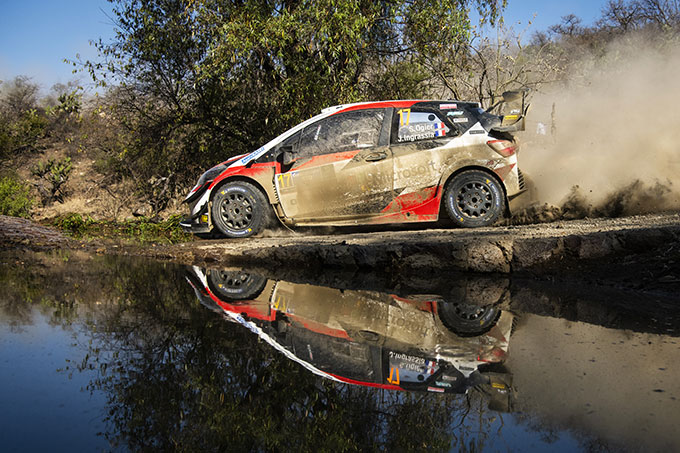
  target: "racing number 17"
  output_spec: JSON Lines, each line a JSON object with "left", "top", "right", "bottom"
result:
{"left": 277, "top": 173, "right": 293, "bottom": 188}
{"left": 397, "top": 108, "right": 411, "bottom": 126}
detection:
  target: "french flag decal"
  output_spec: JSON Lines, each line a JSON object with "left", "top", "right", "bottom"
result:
{"left": 425, "top": 360, "right": 437, "bottom": 375}
{"left": 434, "top": 122, "right": 447, "bottom": 137}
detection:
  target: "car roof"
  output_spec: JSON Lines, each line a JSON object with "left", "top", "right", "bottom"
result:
{"left": 324, "top": 100, "right": 481, "bottom": 115}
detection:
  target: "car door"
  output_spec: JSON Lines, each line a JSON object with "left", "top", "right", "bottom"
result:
{"left": 386, "top": 107, "right": 455, "bottom": 219}
{"left": 275, "top": 109, "right": 394, "bottom": 222}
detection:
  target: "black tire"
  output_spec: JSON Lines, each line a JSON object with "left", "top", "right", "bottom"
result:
{"left": 206, "top": 269, "right": 267, "bottom": 302}
{"left": 444, "top": 170, "right": 506, "bottom": 228}
{"left": 211, "top": 181, "right": 273, "bottom": 238}
{"left": 438, "top": 301, "right": 502, "bottom": 337}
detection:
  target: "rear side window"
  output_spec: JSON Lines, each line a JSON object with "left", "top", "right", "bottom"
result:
{"left": 298, "top": 109, "right": 385, "bottom": 158}
{"left": 393, "top": 108, "right": 450, "bottom": 143}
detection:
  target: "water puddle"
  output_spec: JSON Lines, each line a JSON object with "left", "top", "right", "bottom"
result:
{"left": 1, "top": 250, "right": 678, "bottom": 451}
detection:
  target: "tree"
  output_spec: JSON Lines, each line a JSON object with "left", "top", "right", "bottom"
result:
{"left": 0, "top": 76, "right": 48, "bottom": 159}
{"left": 0, "top": 75, "right": 40, "bottom": 117}
{"left": 418, "top": 22, "right": 567, "bottom": 108}
{"left": 598, "top": 0, "right": 643, "bottom": 32}
{"left": 548, "top": 14, "right": 584, "bottom": 38}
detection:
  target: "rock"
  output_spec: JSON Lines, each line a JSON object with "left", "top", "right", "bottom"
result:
{"left": 466, "top": 241, "right": 510, "bottom": 273}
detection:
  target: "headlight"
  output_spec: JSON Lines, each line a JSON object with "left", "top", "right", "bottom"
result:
{"left": 185, "top": 164, "right": 228, "bottom": 203}
{"left": 196, "top": 164, "right": 228, "bottom": 189}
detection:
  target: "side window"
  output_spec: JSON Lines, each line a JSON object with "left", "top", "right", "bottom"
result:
{"left": 276, "top": 131, "right": 300, "bottom": 151}
{"left": 393, "top": 108, "right": 450, "bottom": 143}
{"left": 298, "top": 109, "right": 385, "bottom": 158}
{"left": 257, "top": 131, "right": 299, "bottom": 164}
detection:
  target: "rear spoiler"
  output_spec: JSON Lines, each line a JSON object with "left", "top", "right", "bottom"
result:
{"left": 488, "top": 90, "right": 530, "bottom": 133}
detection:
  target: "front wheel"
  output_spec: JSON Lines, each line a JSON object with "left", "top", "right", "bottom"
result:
{"left": 211, "top": 181, "right": 273, "bottom": 238}
{"left": 206, "top": 269, "right": 267, "bottom": 301}
{"left": 444, "top": 170, "right": 506, "bottom": 228}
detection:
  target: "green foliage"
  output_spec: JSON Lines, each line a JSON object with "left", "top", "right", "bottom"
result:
{"left": 119, "top": 214, "right": 193, "bottom": 243}
{"left": 44, "top": 86, "right": 84, "bottom": 145}
{"left": 15, "top": 109, "right": 49, "bottom": 147}
{"left": 31, "top": 156, "right": 73, "bottom": 204}
{"left": 0, "top": 108, "right": 49, "bottom": 157}
{"left": 0, "top": 76, "right": 49, "bottom": 158}
{"left": 0, "top": 117, "right": 12, "bottom": 159}
{"left": 53, "top": 212, "right": 93, "bottom": 236}
{"left": 54, "top": 90, "right": 82, "bottom": 116}
{"left": 51, "top": 212, "right": 192, "bottom": 243}
{"left": 0, "top": 175, "right": 33, "bottom": 218}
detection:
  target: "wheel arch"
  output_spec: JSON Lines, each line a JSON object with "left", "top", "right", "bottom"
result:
{"left": 209, "top": 175, "right": 275, "bottom": 205}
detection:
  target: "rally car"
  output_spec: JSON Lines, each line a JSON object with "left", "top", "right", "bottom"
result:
{"left": 181, "top": 93, "right": 528, "bottom": 238}
{"left": 185, "top": 266, "right": 514, "bottom": 398}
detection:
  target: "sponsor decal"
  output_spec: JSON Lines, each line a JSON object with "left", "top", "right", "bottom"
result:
{"left": 392, "top": 361, "right": 425, "bottom": 373}
{"left": 398, "top": 122, "right": 449, "bottom": 142}
{"left": 240, "top": 147, "right": 265, "bottom": 165}
{"left": 469, "top": 130, "right": 485, "bottom": 135}
{"left": 435, "top": 381, "right": 452, "bottom": 388}
{"left": 427, "top": 386, "right": 446, "bottom": 393}
{"left": 504, "top": 114, "right": 519, "bottom": 121}
{"left": 446, "top": 110, "right": 464, "bottom": 116}
{"left": 439, "top": 103, "right": 457, "bottom": 109}
{"left": 453, "top": 117, "right": 468, "bottom": 123}
{"left": 389, "top": 351, "right": 426, "bottom": 364}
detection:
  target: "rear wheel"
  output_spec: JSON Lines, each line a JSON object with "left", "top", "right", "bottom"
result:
{"left": 444, "top": 170, "right": 505, "bottom": 228}
{"left": 211, "top": 181, "right": 273, "bottom": 238}
{"left": 438, "top": 301, "right": 502, "bottom": 337}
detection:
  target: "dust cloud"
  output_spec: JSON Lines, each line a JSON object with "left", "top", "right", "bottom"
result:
{"left": 517, "top": 36, "right": 680, "bottom": 221}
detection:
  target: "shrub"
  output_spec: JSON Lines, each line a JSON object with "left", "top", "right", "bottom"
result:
{"left": 53, "top": 213, "right": 93, "bottom": 237}
{"left": 31, "top": 156, "right": 72, "bottom": 204}
{"left": 0, "top": 175, "right": 33, "bottom": 218}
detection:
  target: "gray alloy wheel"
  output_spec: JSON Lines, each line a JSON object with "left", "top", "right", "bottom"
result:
{"left": 211, "top": 181, "right": 272, "bottom": 238}
{"left": 444, "top": 170, "right": 506, "bottom": 228}
{"left": 438, "top": 301, "right": 502, "bottom": 337}
{"left": 207, "top": 269, "right": 267, "bottom": 301}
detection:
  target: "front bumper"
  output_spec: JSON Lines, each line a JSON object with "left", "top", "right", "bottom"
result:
{"left": 180, "top": 217, "right": 211, "bottom": 234}
{"left": 180, "top": 201, "right": 212, "bottom": 234}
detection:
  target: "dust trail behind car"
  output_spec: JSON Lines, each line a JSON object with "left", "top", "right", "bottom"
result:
{"left": 517, "top": 35, "right": 680, "bottom": 222}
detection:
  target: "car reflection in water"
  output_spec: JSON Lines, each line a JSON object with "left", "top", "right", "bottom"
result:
{"left": 185, "top": 267, "right": 514, "bottom": 407}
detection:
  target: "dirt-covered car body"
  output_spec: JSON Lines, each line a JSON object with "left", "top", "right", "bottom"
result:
{"left": 181, "top": 99, "right": 527, "bottom": 237}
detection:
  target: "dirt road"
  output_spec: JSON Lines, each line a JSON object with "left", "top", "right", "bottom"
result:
{"left": 2, "top": 213, "right": 679, "bottom": 296}
{"left": 135, "top": 212, "right": 677, "bottom": 272}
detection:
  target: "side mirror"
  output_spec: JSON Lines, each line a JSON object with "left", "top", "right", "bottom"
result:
{"left": 279, "top": 144, "right": 297, "bottom": 166}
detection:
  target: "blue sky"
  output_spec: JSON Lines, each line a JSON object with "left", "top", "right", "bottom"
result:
{"left": 0, "top": 0, "right": 115, "bottom": 91}
{"left": 0, "top": 0, "right": 609, "bottom": 92}
{"left": 499, "top": 0, "right": 606, "bottom": 32}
